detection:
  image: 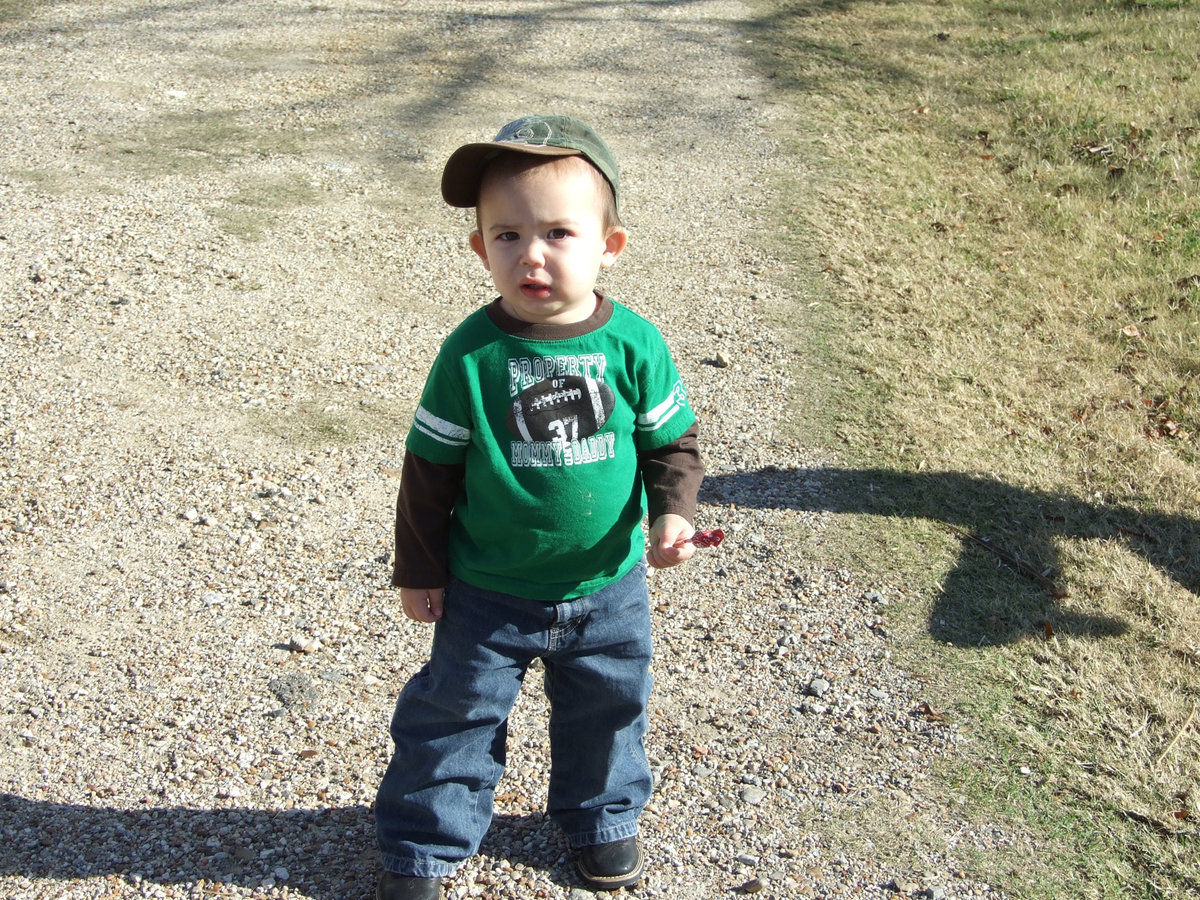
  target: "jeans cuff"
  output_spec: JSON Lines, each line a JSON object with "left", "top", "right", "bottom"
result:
{"left": 379, "top": 852, "right": 459, "bottom": 879}
{"left": 565, "top": 817, "right": 640, "bottom": 849}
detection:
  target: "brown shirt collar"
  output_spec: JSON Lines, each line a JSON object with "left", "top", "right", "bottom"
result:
{"left": 484, "top": 293, "right": 614, "bottom": 340}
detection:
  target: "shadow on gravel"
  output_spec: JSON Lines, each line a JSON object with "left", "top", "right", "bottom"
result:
{"left": 0, "top": 794, "right": 574, "bottom": 897}
{"left": 701, "top": 466, "right": 1200, "bottom": 647}
{"left": 1, "top": 793, "right": 375, "bottom": 898}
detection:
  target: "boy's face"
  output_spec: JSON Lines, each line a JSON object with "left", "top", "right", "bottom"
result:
{"left": 469, "top": 156, "right": 626, "bottom": 326}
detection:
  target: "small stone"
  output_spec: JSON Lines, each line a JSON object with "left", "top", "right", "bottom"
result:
{"left": 269, "top": 672, "right": 319, "bottom": 709}
{"left": 289, "top": 635, "right": 321, "bottom": 654}
{"left": 740, "top": 786, "right": 767, "bottom": 805}
{"left": 715, "top": 350, "right": 733, "bottom": 368}
{"left": 806, "top": 677, "right": 831, "bottom": 697}
{"left": 740, "top": 877, "right": 765, "bottom": 894}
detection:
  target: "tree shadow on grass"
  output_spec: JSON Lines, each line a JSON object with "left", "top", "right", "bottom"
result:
{"left": 0, "top": 794, "right": 569, "bottom": 898}
{"left": 701, "top": 466, "right": 1199, "bottom": 647}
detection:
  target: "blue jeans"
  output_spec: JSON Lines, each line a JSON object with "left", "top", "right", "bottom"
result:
{"left": 375, "top": 561, "right": 653, "bottom": 879}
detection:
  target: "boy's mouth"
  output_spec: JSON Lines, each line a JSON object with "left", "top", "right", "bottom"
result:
{"left": 520, "top": 279, "right": 552, "bottom": 300}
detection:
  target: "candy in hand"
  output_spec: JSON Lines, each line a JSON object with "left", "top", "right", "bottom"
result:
{"left": 676, "top": 528, "right": 725, "bottom": 549}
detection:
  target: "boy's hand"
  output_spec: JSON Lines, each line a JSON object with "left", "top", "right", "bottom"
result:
{"left": 400, "top": 587, "right": 444, "bottom": 623}
{"left": 647, "top": 514, "right": 695, "bottom": 569}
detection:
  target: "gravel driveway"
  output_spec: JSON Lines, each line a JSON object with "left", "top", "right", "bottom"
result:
{"left": 2, "top": 1, "right": 1017, "bottom": 897}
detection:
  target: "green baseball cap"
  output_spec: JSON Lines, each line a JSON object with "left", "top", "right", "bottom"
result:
{"left": 441, "top": 115, "right": 620, "bottom": 210}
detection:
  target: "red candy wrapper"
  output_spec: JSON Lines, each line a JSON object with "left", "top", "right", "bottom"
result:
{"left": 676, "top": 528, "right": 725, "bottom": 549}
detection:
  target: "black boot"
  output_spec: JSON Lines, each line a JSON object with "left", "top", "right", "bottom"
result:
{"left": 576, "top": 836, "right": 645, "bottom": 890}
{"left": 376, "top": 871, "right": 442, "bottom": 900}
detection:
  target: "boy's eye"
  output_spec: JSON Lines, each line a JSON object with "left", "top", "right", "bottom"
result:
{"left": 497, "top": 231, "right": 519, "bottom": 242}
{"left": 547, "top": 228, "right": 570, "bottom": 240}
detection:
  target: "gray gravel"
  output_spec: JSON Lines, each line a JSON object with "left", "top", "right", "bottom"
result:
{"left": 1, "top": 1, "right": 1016, "bottom": 897}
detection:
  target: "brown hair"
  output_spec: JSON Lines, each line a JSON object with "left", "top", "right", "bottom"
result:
{"left": 474, "top": 151, "right": 622, "bottom": 233}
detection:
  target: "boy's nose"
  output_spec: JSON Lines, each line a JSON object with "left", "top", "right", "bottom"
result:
{"left": 520, "top": 240, "right": 545, "bottom": 266}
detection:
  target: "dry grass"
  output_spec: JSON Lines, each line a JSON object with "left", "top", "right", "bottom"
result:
{"left": 748, "top": 0, "right": 1199, "bottom": 894}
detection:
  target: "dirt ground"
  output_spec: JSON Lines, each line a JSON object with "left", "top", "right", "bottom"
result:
{"left": 1, "top": 2, "right": 1014, "bottom": 898}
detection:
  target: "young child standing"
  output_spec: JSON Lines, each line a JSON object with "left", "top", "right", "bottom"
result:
{"left": 375, "top": 115, "right": 704, "bottom": 900}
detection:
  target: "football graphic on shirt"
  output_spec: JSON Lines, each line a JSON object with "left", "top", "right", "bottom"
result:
{"left": 506, "top": 376, "right": 616, "bottom": 443}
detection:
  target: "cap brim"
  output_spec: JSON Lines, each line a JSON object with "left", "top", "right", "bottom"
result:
{"left": 441, "top": 141, "right": 582, "bottom": 207}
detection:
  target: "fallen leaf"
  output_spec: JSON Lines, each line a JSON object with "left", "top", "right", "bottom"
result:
{"left": 1122, "top": 324, "right": 1141, "bottom": 338}
{"left": 913, "top": 701, "right": 946, "bottom": 722}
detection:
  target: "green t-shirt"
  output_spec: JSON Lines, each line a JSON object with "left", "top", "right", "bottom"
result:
{"left": 406, "top": 299, "right": 695, "bottom": 600}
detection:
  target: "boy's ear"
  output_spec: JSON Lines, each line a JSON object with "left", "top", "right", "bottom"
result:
{"left": 600, "top": 227, "right": 627, "bottom": 269}
{"left": 468, "top": 230, "right": 491, "bottom": 270}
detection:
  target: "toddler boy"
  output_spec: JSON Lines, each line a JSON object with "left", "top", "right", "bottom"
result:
{"left": 375, "top": 115, "right": 704, "bottom": 900}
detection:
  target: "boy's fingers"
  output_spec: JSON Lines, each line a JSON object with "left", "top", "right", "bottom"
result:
{"left": 402, "top": 600, "right": 430, "bottom": 623}
{"left": 649, "top": 539, "right": 692, "bottom": 568}
{"left": 400, "top": 588, "right": 444, "bottom": 623}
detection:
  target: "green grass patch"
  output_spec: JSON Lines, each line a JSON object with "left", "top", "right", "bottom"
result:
{"left": 98, "top": 110, "right": 313, "bottom": 178}
{"left": 745, "top": 0, "right": 1200, "bottom": 894}
{"left": 208, "top": 175, "right": 322, "bottom": 240}
{"left": 0, "top": 0, "right": 33, "bottom": 22}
